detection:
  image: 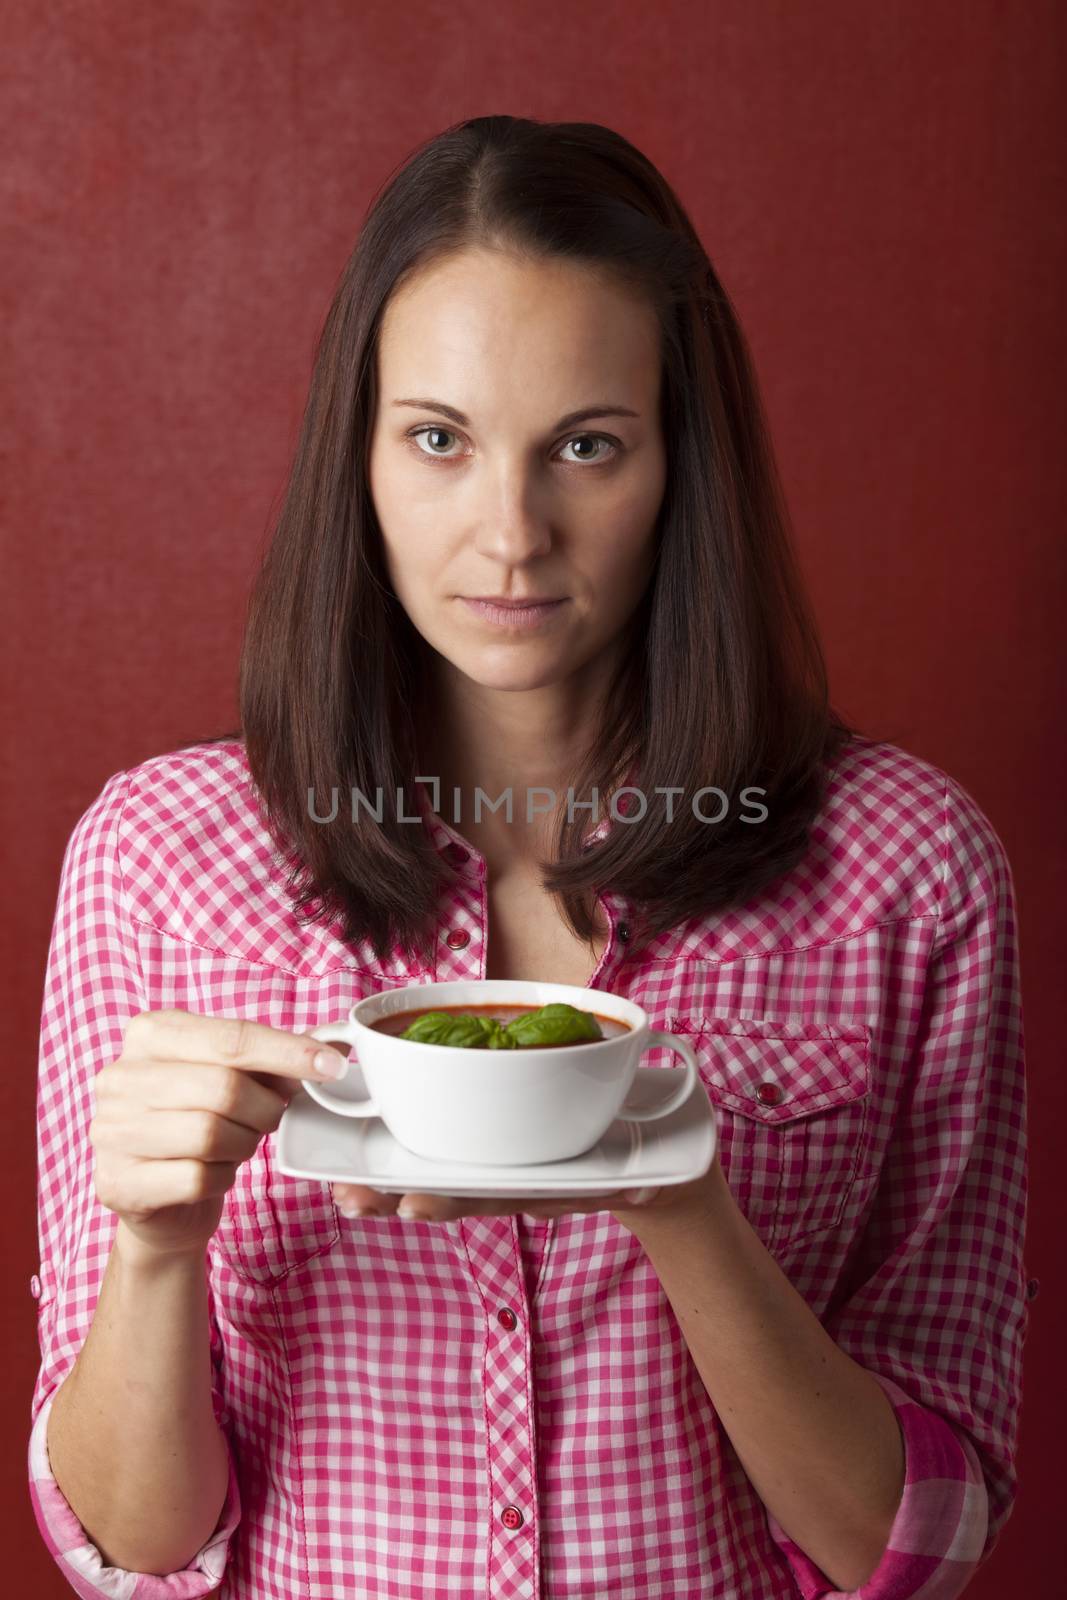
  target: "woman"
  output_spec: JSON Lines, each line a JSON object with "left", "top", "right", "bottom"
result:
{"left": 29, "top": 116, "right": 1028, "bottom": 1599}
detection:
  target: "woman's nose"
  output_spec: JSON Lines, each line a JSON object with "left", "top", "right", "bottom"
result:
{"left": 473, "top": 505, "right": 554, "bottom": 564}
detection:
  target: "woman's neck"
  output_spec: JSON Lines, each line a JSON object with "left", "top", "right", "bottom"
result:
{"left": 417, "top": 684, "right": 605, "bottom": 873}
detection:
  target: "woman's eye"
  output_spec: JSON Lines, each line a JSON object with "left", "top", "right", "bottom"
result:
{"left": 405, "top": 426, "right": 619, "bottom": 466}
{"left": 409, "top": 426, "right": 460, "bottom": 457}
{"left": 557, "top": 434, "right": 618, "bottom": 465}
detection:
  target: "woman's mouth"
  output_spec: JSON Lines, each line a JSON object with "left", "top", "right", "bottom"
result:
{"left": 459, "top": 598, "right": 567, "bottom": 628}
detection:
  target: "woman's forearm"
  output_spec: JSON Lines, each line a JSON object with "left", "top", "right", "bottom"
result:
{"left": 45, "top": 1221, "right": 232, "bottom": 1576}
{"left": 629, "top": 1165, "right": 905, "bottom": 1593}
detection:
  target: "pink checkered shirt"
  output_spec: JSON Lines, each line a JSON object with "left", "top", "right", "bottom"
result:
{"left": 29, "top": 734, "right": 1029, "bottom": 1598}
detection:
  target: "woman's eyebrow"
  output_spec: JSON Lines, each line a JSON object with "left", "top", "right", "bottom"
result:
{"left": 391, "top": 398, "right": 641, "bottom": 430}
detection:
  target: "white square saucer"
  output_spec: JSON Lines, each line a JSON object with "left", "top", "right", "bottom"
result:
{"left": 276, "top": 1065, "right": 717, "bottom": 1197}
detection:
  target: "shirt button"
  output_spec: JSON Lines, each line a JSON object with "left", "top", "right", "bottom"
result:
{"left": 29, "top": 1274, "right": 41, "bottom": 1299}
{"left": 617, "top": 922, "right": 631, "bottom": 943}
{"left": 443, "top": 841, "right": 470, "bottom": 868}
{"left": 1027, "top": 1277, "right": 1040, "bottom": 1300}
{"left": 501, "top": 1506, "right": 524, "bottom": 1530}
{"left": 755, "top": 1081, "right": 782, "bottom": 1106}
{"left": 444, "top": 928, "right": 470, "bottom": 950}
{"left": 497, "top": 1307, "right": 518, "bottom": 1330}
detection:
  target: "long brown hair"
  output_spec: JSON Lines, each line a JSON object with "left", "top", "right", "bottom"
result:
{"left": 196, "top": 114, "right": 863, "bottom": 971}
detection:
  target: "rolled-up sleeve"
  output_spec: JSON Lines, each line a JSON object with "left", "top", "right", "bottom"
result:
{"left": 28, "top": 768, "right": 242, "bottom": 1597}
{"left": 767, "top": 773, "right": 1030, "bottom": 1599}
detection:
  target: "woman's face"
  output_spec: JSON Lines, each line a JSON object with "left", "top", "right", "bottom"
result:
{"left": 367, "top": 246, "right": 667, "bottom": 694}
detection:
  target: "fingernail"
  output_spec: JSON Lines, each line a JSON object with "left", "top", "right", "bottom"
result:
{"left": 621, "top": 1187, "right": 660, "bottom": 1205}
{"left": 312, "top": 1048, "right": 349, "bottom": 1080}
{"left": 397, "top": 1202, "right": 426, "bottom": 1219}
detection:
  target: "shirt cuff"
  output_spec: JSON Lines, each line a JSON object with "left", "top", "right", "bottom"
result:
{"left": 765, "top": 1371, "right": 989, "bottom": 1599}
{"left": 28, "top": 1384, "right": 241, "bottom": 1598}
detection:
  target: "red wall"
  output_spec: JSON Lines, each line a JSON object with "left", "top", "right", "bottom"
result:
{"left": 4, "top": 3, "right": 1062, "bottom": 1593}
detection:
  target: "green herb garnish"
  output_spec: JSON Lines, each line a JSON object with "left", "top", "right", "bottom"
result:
{"left": 399, "top": 1002, "right": 604, "bottom": 1049}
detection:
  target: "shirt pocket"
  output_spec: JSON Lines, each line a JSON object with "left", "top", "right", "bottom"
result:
{"left": 211, "top": 1129, "right": 341, "bottom": 1286}
{"left": 671, "top": 1015, "right": 873, "bottom": 1254}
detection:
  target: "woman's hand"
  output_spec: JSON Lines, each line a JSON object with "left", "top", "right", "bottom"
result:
{"left": 90, "top": 1009, "right": 350, "bottom": 1260}
{"left": 332, "top": 1151, "right": 722, "bottom": 1227}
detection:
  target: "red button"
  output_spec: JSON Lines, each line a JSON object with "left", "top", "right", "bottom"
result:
{"left": 497, "top": 1308, "right": 517, "bottom": 1330}
{"left": 29, "top": 1274, "right": 41, "bottom": 1299}
{"left": 443, "top": 841, "right": 470, "bottom": 867}
{"left": 756, "top": 1081, "right": 782, "bottom": 1106}
{"left": 445, "top": 928, "right": 470, "bottom": 949}
{"left": 501, "top": 1506, "right": 524, "bottom": 1530}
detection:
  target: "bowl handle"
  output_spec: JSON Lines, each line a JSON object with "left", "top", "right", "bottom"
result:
{"left": 302, "top": 1024, "right": 383, "bottom": 1119}
{"left": 618, "top": 1030, "right": 699, "bottom": 1121}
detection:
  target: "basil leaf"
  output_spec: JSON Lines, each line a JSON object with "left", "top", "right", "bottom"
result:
{"left": 398, "top": 1003, "right": 603, "bottom": 1048}
{"left": 502, "top": 1002, "right": 604, "bottom": 1047}
{"left": 483, "top": 1017, "right": 517, "bottom": 1050}
{"left": 399, "top": 1011, "right": 500, "bottom": 1048}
